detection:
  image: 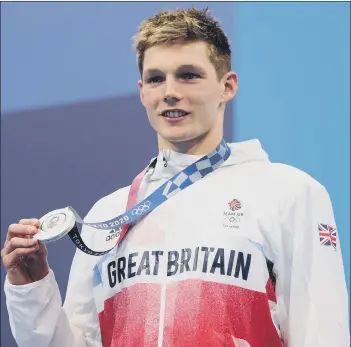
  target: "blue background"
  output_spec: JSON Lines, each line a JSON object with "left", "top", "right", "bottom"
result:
{"left": 1, "top": 2, "right": 349, "bottom": 346}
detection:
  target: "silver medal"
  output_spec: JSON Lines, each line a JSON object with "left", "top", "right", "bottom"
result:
{"left": 34, "top": 207, "right": 76, "bottom": 243}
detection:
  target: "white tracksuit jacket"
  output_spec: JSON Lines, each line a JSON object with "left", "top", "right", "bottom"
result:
{"left": 4, "top": 140, "right": 350, "bottom": 347}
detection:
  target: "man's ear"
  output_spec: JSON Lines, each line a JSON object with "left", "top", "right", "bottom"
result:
{"left": 138, "top": 80, "right": 145, "bottom": 106}
{"left": 221, "top": 71, "right": 238, "bottom": 103}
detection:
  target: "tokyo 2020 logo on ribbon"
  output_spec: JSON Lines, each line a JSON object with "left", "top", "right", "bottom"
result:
{"left": 132, "top": 201, "right": 151, "bottom": 215}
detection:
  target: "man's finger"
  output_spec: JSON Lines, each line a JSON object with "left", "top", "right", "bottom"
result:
{"left": 18, "top": 219, "right": 40, "bottom": 227}
{"left": 2, "top": 247, "right": 40, "bottom": 266}
{"left": 2, "top": 237, "right": 38, "bottom": 257}
{"left": 6, "top": 224, "right": 38, "bottom": 243}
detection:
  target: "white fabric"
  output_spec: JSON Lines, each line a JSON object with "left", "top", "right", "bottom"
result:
{"left": 4, "top": 139, "right": 350, "bottom": 347}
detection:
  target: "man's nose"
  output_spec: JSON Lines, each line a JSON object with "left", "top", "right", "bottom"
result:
{"left": 163, "top": 78, "right": 182, "bottom": 104}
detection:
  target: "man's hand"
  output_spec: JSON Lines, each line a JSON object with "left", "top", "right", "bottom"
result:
{"left": 1, "top": 219, "right": 49, "bottom": 285}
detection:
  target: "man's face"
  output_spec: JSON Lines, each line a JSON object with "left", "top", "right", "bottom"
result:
{"left": 138, "top": 41, "right": 237, "bottom": 148}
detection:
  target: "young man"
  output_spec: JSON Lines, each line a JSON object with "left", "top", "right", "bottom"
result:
{"left": 2, "top": 7, "right": 349, "bottom": 347}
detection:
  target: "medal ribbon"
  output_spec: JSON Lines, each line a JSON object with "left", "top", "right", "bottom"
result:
{"left": 64, "top": 139, "right": 230, "bottom": 256}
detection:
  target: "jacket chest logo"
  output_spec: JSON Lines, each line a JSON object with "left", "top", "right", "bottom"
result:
{"left": 223, "top": 198, "right": 244, "bottom": 229}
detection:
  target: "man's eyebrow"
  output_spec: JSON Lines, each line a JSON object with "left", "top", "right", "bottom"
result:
{"left": 143, "top": 68, "right": 163, "bottom": 76}
{"left": 143, "top": 64, "right": 207, "bottom": 76}
{"left": 176, "top": 64, "right": 207, "bottom": 74}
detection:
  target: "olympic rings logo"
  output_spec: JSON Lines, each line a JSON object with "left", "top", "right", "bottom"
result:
{"left": 132, "top": 201, "right": 151, "bottom": 215}
{"left": 229, "top": 216, "right": 240, "bottom": 223}
{"left": 224, "top": 216, "right": 240, "bottom": 224}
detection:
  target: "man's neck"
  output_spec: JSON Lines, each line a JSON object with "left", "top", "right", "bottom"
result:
{"left": 158, "top": 132, "right": 223, "bottom": 155}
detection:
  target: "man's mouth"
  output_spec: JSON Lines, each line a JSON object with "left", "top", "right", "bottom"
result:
{"left": 161, "top": 110, "right": 190, "bottom": 118}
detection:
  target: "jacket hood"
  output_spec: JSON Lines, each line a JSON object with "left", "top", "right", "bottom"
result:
{"left": 146, "top": 139, "right": 270, "bottom": 182}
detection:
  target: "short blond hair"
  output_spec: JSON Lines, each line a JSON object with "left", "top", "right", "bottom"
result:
{"left": 133, "top": 7, "right": 231, "bottom": 80}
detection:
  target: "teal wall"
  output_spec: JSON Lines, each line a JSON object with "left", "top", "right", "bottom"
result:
{"left": 233, "top": 2, "right": 350, "bottom": 298}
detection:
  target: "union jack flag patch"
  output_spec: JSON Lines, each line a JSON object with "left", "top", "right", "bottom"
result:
{"left": 318, "top": 223, "right": 337, "bottom": 250}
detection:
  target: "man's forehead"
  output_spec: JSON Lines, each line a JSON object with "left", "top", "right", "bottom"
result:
{"left": 143, "top": 42, "right": 211, "bottom": 71}
{"left": 144, "top": 41, "right": 208, "bottom": 57}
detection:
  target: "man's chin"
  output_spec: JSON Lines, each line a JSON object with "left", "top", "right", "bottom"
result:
{"left": 162, "top": 134, "right": 198, "bottom": 144}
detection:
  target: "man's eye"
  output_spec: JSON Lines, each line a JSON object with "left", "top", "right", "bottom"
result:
{"left": 179, "top": 72, "right": 201, "bottom": 80}
{"left": 146, "top": 76, "right": 164, "bottom": 84}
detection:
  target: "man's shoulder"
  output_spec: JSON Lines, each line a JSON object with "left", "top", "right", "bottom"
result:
{"left": 272, "top": 162, "right": 324, "bottom": 186}
{"left": 258, "top": 162, "right": 328, "bottom": 200}
{"left": 232, "top": 160, "right": 327, "bottom": 204}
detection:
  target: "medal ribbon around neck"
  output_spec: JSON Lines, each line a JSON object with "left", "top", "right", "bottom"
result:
{"left": 34, "top": 139, "right": 231, "bottom": 256}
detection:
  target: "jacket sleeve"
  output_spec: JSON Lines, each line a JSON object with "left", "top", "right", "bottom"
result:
{"left": 275, "top": 179, "right": 350, "bottom": 346}
{"left": 4, "top": 225, "right": 103, "bottom": 347}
